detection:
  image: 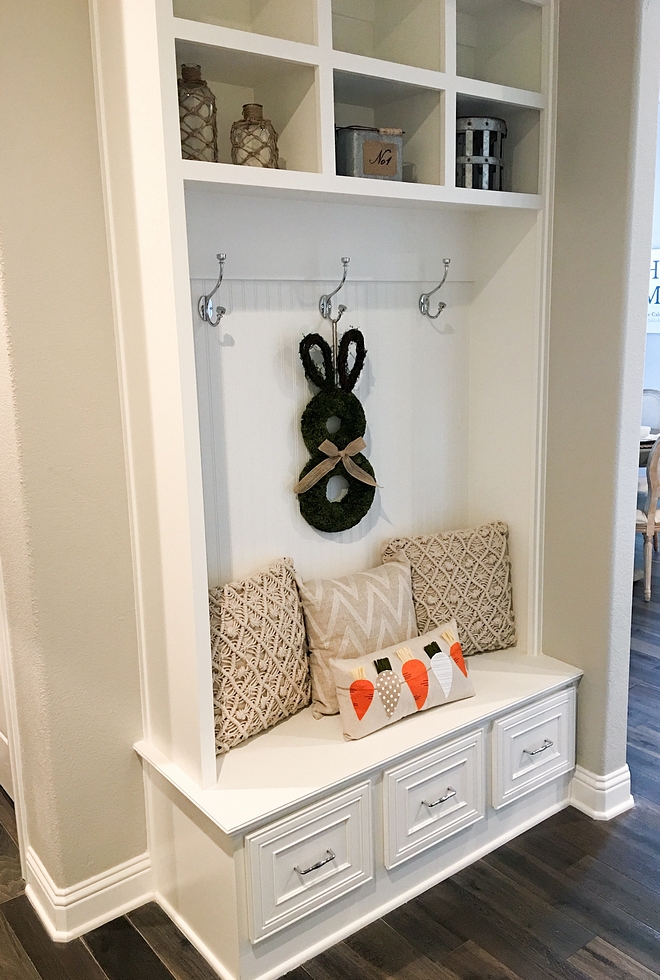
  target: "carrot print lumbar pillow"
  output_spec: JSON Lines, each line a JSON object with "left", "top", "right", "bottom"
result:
{"left": 330, "top": 621, "right": 475, "bottom": 741}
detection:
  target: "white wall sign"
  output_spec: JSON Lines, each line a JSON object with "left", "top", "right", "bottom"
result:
{"left": 649, "top": 249, "right": 660, "bottom": 332}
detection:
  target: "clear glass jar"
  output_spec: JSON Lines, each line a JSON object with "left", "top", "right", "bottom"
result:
{"left": 230, "top": 104, "right": 279, "bottom": 168}
{"left": 178, "top": 64, "right": 218, "bottom": 162}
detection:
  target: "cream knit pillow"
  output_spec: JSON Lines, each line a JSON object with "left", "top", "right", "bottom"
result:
{"left": 297, "top": 558, "right": 418, "bottom": 717}
{"left": 210, "top": 559, "right": 311, "bottom": 754}
{"left": 382, "top": 521, "right": 516, "bottom": 656}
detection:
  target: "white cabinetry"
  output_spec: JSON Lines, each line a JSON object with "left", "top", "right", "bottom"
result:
{"left": 245, "top": 782, "right": 373, "bottom": 943}
{"left": 136, "top": 653, "right": 580, "bottom": 979}
{"left": 491, "top": 687, "right": 576, "bottom": 808}
{"left": 89, "top": 0, "right": 575, "bottom": 977}
{"left": 382, "top": 729, "right": 485, "bottom": 870}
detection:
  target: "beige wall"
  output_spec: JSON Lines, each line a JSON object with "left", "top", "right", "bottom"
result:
{"left": 0, "top": 0, "right": 146, "bottom": 885}
{"left": 544, "top": 0, "right": 660, "bottom": 776}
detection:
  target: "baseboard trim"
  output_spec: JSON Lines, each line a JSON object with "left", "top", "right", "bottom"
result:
{"left": 25, "top": 846, "right": 154, "bottom": 941}
{"left": 570, "top": 764, "right": 634, "bottom": 820}
{"left": 157, "top": 893, "right": 237, "bottom": 980}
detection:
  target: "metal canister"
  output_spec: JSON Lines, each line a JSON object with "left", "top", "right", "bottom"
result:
{"left": 335, "top": 126, "right": 403, "bottom": 181}
{"left": 456, "top": 116, "right": 507, "bottom": 190}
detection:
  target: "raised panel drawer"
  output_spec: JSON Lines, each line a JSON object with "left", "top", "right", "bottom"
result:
{"left": 383, "top": 730, "right": 486, "bottom": 869}
{"left": 491, "top": 687, "right": 576, "bottom": 809}
{"left": 245, "top": 782, "right": 373, "bottom": 943}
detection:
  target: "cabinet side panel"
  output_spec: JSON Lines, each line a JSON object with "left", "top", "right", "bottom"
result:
{"left": 148, "top": 768, "right": 241, "bottom": 980}
{"left": 468, "top": 210, "right": 542, "bottom": 654}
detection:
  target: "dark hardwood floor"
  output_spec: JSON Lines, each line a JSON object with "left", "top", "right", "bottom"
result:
{"left": 0, "top": 568, "right": 658, "bottom": 979}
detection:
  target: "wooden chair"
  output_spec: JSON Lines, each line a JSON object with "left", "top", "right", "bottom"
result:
{"left": 642, "top": 388, "right": 660, "bottom": 432}
{"left": 636, "top": 434, "right": 660, "bottom": 600}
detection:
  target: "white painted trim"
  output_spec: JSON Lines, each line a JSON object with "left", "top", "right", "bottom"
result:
{"left": 25, "top": 847, "right": 153, "bottom": 942}
{"left": 0, "top": 730, "right": 12, "bottom": 798}
{"left": 157, "top": 893, "right": 238, "bottom": 980}
{"left": 158, "top": 798, "right": 570, "bottom": 980}
{"left": 570, "top": 764, "right": 634, "bottom": 820}
{"left": 0, "top": 551, "right": 28, "bottom": 872}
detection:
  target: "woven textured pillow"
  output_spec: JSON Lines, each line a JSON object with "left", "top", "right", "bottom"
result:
{"left": 382, "top": 521, "right": 516, "bottom": 656}
{"left": 297, "top": 558, "right": 418, "bottom": 717}
{"left": 210, "top": 558, "right": 311, "bottom": 755}
{"left": 330, "top": 622, "right": 475, "bottom": 741}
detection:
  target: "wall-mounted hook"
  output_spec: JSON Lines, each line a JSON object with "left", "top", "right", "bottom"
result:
{"left": 319, "top": 257, "right": 350, "bottom": 322}
{"left": 198, "top": 253, "right": 227, "bottom": 325}
{"left": 419, "top": 257, "right": 451, "bottom": 319}
{"left": 319, "top": 257, "right": 351, "bottom": 386}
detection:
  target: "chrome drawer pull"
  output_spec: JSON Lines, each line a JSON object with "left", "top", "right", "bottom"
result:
{"left": 294, "top": 849, "right": 336, "bottom": 876}
{"left": 524, "top": 738, "right": 554, "bottom": 757}
{"left": 423, "top": 787, "right": 456, "bottom": 808}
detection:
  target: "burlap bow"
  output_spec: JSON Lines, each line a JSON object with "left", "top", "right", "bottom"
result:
{"left": 294, "top": 437, "right": 378, "bottom": 494}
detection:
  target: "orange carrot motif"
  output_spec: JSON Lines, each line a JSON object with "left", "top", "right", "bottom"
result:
{"left": 441, "top": 629, "right": 467, "bottom": 677}
{"left": 396, "top": 647, "right": 429, "bottom": 709}
{"left": 349, "top": 666, "right": 374, "bottom": 721}
{"left": 373, "top": 657, "right": 400, "bottom": 718}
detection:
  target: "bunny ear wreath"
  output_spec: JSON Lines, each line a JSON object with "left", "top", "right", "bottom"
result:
{"left": 296, "top": 327, "right": 377, "bottom": 533}
{"left": 337, "top": 328, "right": 366, "bottom": 392}
{"left": 299, "top": 333, "right": 334, "bottom": 392}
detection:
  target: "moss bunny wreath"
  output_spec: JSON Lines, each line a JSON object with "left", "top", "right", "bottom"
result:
{"left": 294, "top": 329, "right": 377, "bottom": 532}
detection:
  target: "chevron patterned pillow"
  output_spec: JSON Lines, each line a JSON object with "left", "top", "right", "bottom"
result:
{"left": 210, "top": 559, "right": 311, "bottom": 754}
{"left": 382, "top": 521, "right": 516, "bottom": 657}
{"left": 297, "top": 558, "right": 418, "bottom": 717}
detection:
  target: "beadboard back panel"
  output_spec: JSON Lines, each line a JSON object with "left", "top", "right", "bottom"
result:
{"left": 193, "top": 277, "right": 471, "bottom": 586}
{"left": 187, "top": 191, "right": 476, "bottom": 587}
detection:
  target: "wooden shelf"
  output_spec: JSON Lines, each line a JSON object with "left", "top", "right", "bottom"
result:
{"left": 173, "top": 16, "right": 321, "bottom": 63}
{"left": 456, "top": 0, "right": 544, "bottom": 92}
{"left": 135, "top": 651, "right": 581, "bottom": 835}
{"left": 175, "top": 37, "right": 320, "bottom": 173}
{"left": 333, "top": 70, "right": 445, "bottom": 186}
{"left": 331, "top": 0, "right": 445, "bottom": 73}
{"left": 173, "top": 0, "right": 317, "bottom": 45}
{"left": 180, "top": 158, "right": 543, "bottom": 207}
{"left": 170, "top": 10, "right": 546, "bottom": 207}
{"left": 456, "top": 92, "right": 542, "bottom": 194}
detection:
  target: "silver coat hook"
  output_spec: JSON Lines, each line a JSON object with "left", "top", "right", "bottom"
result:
{"left": 419, "top": 257, "right": 451, "bottom": 319}
{"left": 319, "top": 257, "right": 350, "bottom": 322}
{"left": 198, "top": 253, "right": 227, "bottom": 325}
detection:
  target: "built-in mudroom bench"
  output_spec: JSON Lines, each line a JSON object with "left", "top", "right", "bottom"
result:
{"left": 89, "top": 0, "right": 584, "bottom": 977}
{"left": 135, "top": 650, "right": 580, "bottom": 980}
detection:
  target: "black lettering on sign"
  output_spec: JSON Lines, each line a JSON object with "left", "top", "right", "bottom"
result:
{"left": 362, "top": 140, "right": 398, "bottom": 177}
{"left": 368, "top": 148, "right": 393, "bottom": 167}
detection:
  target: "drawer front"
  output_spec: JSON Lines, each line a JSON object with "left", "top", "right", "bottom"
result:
{"left": 245, "top": 782, "right": 373, "bottom": 942}
{"left": 383, "top": 730, "right": 486, "bottom": 869}
{"left": 492, "top": 687, "right": 576, "bottom": 809}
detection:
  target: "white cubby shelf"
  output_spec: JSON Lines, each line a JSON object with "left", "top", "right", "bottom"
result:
{"left": 180, "top": 158, "right": 542, "bottom": 209}
{"left": 331, "top": 0, "right": 445, "bottom": 73}
{"left": 173, "top": 0, "right": 318, "bottom": 45}
{"left": 170, "top": 0, "right": 547, "bottom": 208}
{"left": 94, "top": 1, "right": 569, "bottom": 975}
{"left": 456, "top": 0, "right": 544, "bottom": 92}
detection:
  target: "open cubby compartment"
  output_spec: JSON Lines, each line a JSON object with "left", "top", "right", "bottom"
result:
{"left": 331, "top": 0, "right": 444, "bottom": 72}
{"left": 456, "top": 0, "right": 543, "bottom": 92}
{"left": 172, "top": 0, "right": 317, "bottom": 45}
{"left": 175, "top": 39, "right": 320, "bottom": 172}
{"left": 334, "top": 71, "right": 444, "bottom": 185}
{"left": 455, "top": 94, "right": 540, "bottom": 194}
